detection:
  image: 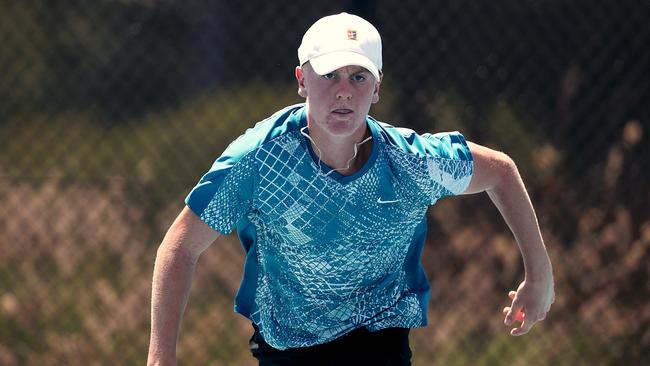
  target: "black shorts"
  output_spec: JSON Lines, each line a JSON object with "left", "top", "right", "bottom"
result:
{"left": 249, "top": 324, "right": 412, "bottom": 366}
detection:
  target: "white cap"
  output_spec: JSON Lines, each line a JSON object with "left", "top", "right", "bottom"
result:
{"left": 298, "top": 13, "right": 382, "bottom": 81}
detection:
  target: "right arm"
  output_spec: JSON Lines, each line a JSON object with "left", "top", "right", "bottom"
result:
{"left": 147, "top": 206, "right": 220, "bottom": 366}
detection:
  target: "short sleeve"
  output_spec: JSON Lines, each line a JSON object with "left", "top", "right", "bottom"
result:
{"left": 421, "top": 131, "right": 474, "bottom": 203}
{"left": 185, "top": 146, "right": 256, "bottom": 235}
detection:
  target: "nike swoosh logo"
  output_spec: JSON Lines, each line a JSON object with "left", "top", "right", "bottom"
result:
{"left": 377, "top": 198, "right": 400, "bottom": 204}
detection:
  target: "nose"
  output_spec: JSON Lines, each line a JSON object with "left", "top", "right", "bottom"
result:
{"left": 335, "top": 79, "right": 352, "bottom": 100}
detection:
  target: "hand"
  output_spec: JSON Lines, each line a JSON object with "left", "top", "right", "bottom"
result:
{"left": 502, "top": 279, "right": 555, "bottom": 336}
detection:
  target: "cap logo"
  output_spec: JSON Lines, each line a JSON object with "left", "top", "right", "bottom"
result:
{"left": 347, "top": 29, "right": 357, "bottom": 40}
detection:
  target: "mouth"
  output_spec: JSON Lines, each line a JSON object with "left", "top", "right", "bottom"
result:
{"left": 331, "top": 108, "right": 353, "bottom": 115}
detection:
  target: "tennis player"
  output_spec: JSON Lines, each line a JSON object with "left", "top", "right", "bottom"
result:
{"left": 147, "top": 12, "right": 554, "bottom": 366}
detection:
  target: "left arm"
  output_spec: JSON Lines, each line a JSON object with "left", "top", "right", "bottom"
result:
{"left": 463, "top": 141, "right": 555, "bottom": 336}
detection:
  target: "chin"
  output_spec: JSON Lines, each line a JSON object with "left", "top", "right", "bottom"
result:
{"left": 326, "top": 117, "right": 363, "bottom": 135}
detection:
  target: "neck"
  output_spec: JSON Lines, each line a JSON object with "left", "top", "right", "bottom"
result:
{"left": 304, "top": 123, "right": 373, "bottom": 176}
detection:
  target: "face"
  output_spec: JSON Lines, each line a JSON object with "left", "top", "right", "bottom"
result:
{"left": 296, "top": 63, "right": 382, "bottom": 138}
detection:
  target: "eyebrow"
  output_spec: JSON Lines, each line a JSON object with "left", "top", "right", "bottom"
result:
{"left": 334, "top": 67, "right": 368, "bottom": 76}
{"left": 350, "top": 67, "right": 369, "bottom": 74}
{"left": 327, "top": 65, "right": 366, "bottom": 72}
{"left": 323, "top": 67, "right": 370, "bottom": 77}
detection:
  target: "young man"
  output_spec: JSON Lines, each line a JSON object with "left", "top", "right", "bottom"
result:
{"left": 147, "top": 13, "right": 554, "bottom": 366}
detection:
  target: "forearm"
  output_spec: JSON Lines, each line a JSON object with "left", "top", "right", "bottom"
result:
{"left": 486, "top": 159, "right": 552, "bottom": 280}
{"left": 148, "top": 241, "right": 198, "bottom": 365}
{"left": 147, "top": 207, "right": 220, "bottom": 365}
{"left": 465, "top": 142, "right": 554, "bottom": 334}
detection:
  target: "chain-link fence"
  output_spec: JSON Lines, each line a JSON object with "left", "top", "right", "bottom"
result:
{"left": 1, "top": 1, "right": 649, "bottom": 365}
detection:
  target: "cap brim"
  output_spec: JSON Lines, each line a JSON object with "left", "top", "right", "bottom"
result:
{"left": 309, "top": 51, "right": 380, "bottom": 82}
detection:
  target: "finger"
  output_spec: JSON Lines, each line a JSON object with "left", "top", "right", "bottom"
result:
{"left": 503, "top": 306, "right": 517, "bottom": 320}
{"left": 503, "top": 307, "right": 525, "bottom": 323}
{"left": 511, "top": 316, "right": 535, "bottom": 336}
{"left": 504, "top": 291, "right": 517, "bottom": 325}
{"left": 505, "top": 297, "right": 524, "bottom": 326}
{"left": 503, "top": 306, "right": 524, "bottom": 319}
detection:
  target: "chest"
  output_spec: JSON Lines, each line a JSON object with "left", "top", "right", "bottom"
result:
{"left": 252, "top": 145, "right": 427, "bottom": 245}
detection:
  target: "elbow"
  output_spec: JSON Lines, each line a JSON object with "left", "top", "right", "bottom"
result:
{"left": 156, "top": 240, "right": 197, "bottom": 269}
{"left": 465, "top": 143, "right": 521, "bottom": 195}
{"left": 499, "top": 152, "right": 518, "bottom": 175}
{"left": 156, "top": 224, "right": 199, "bottom": 266}
{"left": 489, "top": 152, "right": 520, "bottom": 192}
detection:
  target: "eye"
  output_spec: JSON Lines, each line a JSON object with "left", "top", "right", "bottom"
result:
{"left": 352, "top": 73, "right": 367, "bottom": 82}
{"left": 322, "top": 73, "right": 335, "bottom": 80}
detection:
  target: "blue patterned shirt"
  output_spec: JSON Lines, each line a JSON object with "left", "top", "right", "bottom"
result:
{"left": 185, "top": 104, "right": 473, "bottom": 349}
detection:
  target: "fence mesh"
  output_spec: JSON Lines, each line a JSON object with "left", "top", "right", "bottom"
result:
{"left": 1, "top": 1, "right": 649, "bottom": 365}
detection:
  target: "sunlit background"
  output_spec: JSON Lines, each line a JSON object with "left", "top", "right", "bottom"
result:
{"left": 1, "top": 1, "right": 649, "bottom": 365}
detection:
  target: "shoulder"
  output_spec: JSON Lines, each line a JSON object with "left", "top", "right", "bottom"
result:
{"left": 225, "top": 104, "right": 306, "bottom": 157}
{"left": 213, "top": 104, "right": 306, "bottom": 170}
{"left": 369, "top": 117, "right": 472, "bottom": 161}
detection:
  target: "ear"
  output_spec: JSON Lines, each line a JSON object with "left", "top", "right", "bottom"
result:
{"left": 295, "top": 66, "right": 307, "bottom": 98}
{"left": 371, "top": 73, "right": 383, "bottom": 104}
